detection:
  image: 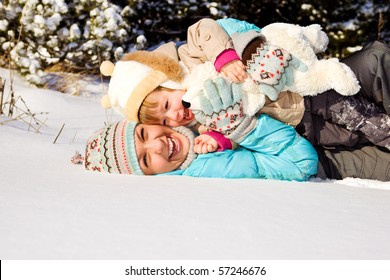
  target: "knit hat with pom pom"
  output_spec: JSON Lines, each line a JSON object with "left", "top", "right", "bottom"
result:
{"left": 100, "top": 42, "right": 187, "bottom": 122}
{"left": 84, "top": 119, "right": 143, "bottom": 175}
{"left": 84, "top": 119, "right": 197, "bottom": 175}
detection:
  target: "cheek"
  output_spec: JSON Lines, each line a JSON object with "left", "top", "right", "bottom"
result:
{"left": 172, "top": 95, "right": 185, "bottom": 109}
{"left": 152, "top": 156, "right": 174, "bottom": 173}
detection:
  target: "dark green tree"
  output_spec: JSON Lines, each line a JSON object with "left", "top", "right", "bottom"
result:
{"left": 220, "top": 0, "right": 389, "bottom": 56}
{"left": 123, "top": 0, "right": 228, "bottom": 48}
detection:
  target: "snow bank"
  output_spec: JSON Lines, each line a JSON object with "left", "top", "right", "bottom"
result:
{"left": 0, "top": 68, "right": 389, "bottom": 259}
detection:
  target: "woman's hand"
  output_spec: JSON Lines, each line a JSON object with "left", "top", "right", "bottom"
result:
{"left": 194, "top": 134, "right": 219, "bottom": 154}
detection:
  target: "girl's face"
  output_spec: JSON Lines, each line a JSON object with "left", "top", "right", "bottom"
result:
{"left": 134, "top": 123, "right": 190, "bottom": 175}
{"left": 148, "top": 89, "right": 194, "bottom": 127}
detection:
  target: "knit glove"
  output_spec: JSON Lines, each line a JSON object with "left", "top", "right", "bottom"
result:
{"left": 246, "top": 42, "right": 307, "bottom": 101}
{"left": 190, "top": 77, "right": 258, "bottom": 143}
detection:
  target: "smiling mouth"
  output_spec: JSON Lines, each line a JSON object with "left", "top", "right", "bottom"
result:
{"left": 183, "top": 108, "right": 193, "bottom": 120}
{"left": 167, "top": 135, "right": 178, "bottom": 159}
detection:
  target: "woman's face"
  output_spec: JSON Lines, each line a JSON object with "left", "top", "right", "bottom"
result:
{"left": 134, "top": 124, "right": 190, "bottom": 175}
{"left": 150, "top": 89, "right": 194, "bottom": 127}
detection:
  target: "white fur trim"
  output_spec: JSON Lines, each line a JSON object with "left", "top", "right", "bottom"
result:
{"left": 242, "top": 78, "right": 266, "bottom": 116}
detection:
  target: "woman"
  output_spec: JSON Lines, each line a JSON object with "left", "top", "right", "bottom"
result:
{"left": 84, "top": 101, "right": 319, "bottom": 182}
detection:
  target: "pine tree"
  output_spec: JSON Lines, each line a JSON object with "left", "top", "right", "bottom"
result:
{"left": 0, "top": 0, "right": 134, "bottom": 85}
{"left": 0, "top": 0, "right": 388, "bottom": 88}
{"left": 65, "top": 0, "right": 131, "bottom": 69}
{"left": 1, "top": 0, "right": 67, "bottom": 84}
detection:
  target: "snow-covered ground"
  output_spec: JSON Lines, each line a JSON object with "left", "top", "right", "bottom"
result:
{"left": 1, "top": 68, "right": 390, "bottom": 260}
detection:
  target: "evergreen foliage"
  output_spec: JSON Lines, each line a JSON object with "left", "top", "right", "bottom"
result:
{"left": 0, "top": 0, "right": 388, "bottom": 86}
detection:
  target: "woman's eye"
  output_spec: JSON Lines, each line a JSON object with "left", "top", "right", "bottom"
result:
{"left": 163, "top": 119, "right": 167, "bottom": 126}
{"left": 143, "top": 155, "right": 148, "bottom": 167}
{"left": 165, "top": 101, "right": 169, "bottom": 110}
{"left": 141, "top": 128, "right": 145, "bottom": 141}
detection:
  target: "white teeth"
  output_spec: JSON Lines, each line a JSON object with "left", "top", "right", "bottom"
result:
{"left": 167, "top": 136, "right": 177, "bottom": 159}
{"left": 168, "top": 137, "right": 174, "bottom": 158}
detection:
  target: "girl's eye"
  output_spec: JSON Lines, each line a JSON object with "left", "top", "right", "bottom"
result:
{"left": 165, "top": 100, "right": 169, "bottom": 110}
{"left": 141, "top": 128, "right": 145, "bottom": 141}
{"left": 163, "top": 119, "right": 167, "bottom": 126}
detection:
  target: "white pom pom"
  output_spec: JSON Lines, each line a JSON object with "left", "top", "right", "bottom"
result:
{"left": 100, "top": 94, "right": 111, "bottom": 109}
{"left": 100, "top": 61, "right": 115, "bottom": 76}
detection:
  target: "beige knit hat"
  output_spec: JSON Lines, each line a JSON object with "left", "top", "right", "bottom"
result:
{"left": 100, "top": 42, "right": 186, "bottom": 121}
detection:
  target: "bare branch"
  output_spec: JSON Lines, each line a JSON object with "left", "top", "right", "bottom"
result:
{"left": 0, "top": 77, "right": 5, "bottom": 115}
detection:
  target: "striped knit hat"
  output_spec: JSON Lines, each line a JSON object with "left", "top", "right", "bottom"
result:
{"left": 84, "top": 120, "right": 143, "bottom": 175}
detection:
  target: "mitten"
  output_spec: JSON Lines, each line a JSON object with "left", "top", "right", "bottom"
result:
{"left": 192, "top": 77, "right": 258, "bottom": 143}
{"left": 246, "top": 42, "right": 307, "bottom": 101}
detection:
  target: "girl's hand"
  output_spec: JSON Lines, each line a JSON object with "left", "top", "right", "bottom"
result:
{"left": 220, "top": 59, "right": 247, "bottom": 83}
{"left": 194, "top": 134, "right": 219, "bottom": 154}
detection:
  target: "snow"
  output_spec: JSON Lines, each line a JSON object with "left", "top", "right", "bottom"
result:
{"left": 0, "top": 67, "right": 390, "bottom": 260}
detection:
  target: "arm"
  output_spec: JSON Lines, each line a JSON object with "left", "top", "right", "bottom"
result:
{"left": 164, "top": 116, "right": 317, "bottom": 181}
{"left": 178, "top": 18, "right": 237, "bottom": 70}
{"left": 180, "top": 77, "right": 318, "bottom": 180}
{"left": 181, "top": 145, "right": 317, "bottom": 181}
{"left": 194, "top": 131, "right": 233, "bottom": 154}
{"left": 179, "top": 18, "right": 247, "bottom": 82}
{"left": 239, "top": 114, "right": 318, "bottom": 179}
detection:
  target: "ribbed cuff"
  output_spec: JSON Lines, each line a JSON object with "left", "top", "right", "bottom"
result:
{"left": 214, "top": 49, "right": 241, "bottom": 72}
{"left": 227, "top": 117, "right": 258, "bottom": 143}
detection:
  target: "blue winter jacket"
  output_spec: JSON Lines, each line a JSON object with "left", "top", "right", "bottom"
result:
{"left": 165, "top": 114, "right": 318, "bottom": 181}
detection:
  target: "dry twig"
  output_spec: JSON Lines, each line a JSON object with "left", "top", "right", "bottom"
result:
{"left": 0, "top": 80, "right": 49, "bottom": 133}
{"left": 0, "top": 77, "right": 5, "bottom": 115}
{"left": 53, "top": 123, "right": 65, "bottom": 144}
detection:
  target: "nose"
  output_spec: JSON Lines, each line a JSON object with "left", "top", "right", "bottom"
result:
{"left": 167, "top": 109, "right": 181, "bottom": 122}
{"left": 145, "top": 138, "right": 164, "bottom": 154}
